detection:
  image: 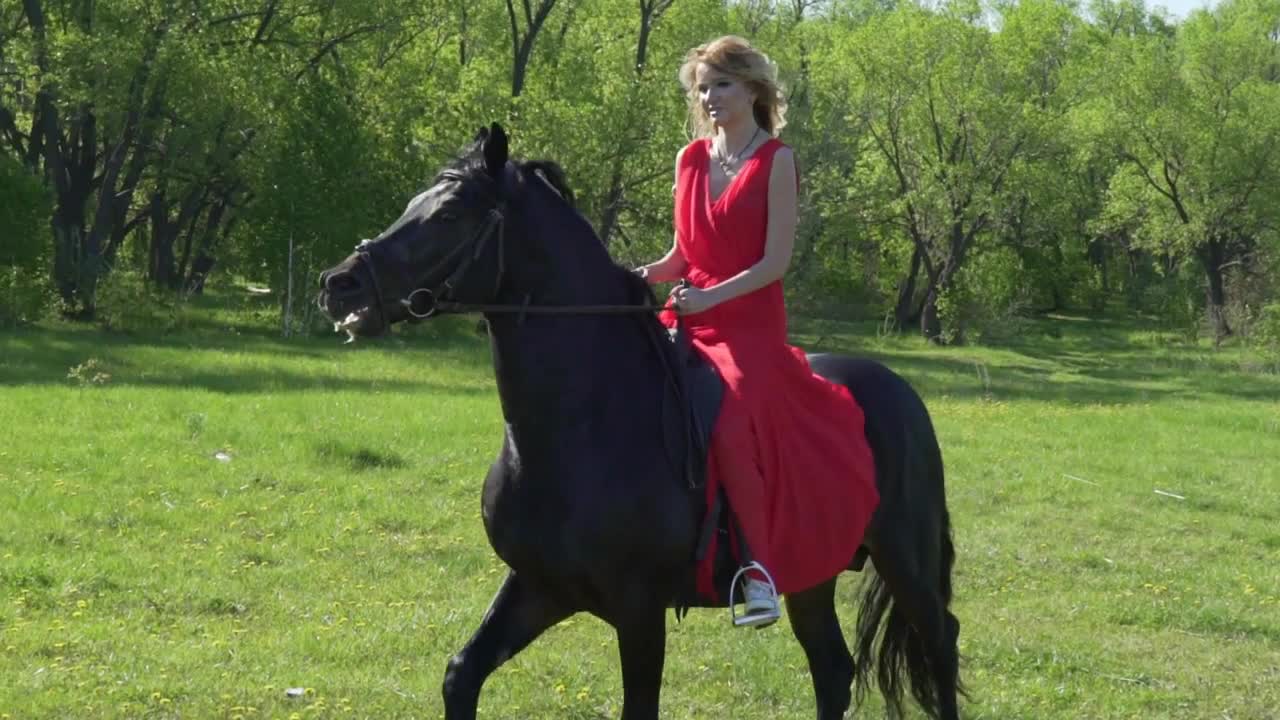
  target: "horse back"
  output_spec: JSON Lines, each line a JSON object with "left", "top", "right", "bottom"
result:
{"left": 805, "top": 353, "right": 946, "bottom": 514}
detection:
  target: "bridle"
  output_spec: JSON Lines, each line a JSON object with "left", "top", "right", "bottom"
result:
{"left": 352, "top": 171, "right": 672, "bottom": 324}
{"left": 347, "top": 170, "right": 703, "bottom": 491}
{"left": 353, "top": 205, "right": 508, "bottom": 326}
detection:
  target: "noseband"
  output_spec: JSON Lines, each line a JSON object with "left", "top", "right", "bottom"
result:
{"left": 349, "top": 201, "right": 505, "bottom": 330}
{"left": 398, "top": 206, "right": 506, "bottom": 320}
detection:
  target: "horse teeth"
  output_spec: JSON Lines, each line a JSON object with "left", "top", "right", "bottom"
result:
{"left": 334, "top": 312, "right": 361, "bottom": 342}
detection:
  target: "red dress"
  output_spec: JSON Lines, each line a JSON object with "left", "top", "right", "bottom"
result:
{"left": 660, "top": 137, "right": 880, "bottom": 599}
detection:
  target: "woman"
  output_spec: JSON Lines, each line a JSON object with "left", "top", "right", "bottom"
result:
{"left": 635, "top": 36, "right": 880, "bottom": 628}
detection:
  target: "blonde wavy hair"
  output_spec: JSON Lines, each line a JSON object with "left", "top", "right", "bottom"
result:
{"left": 678, "top": 35, "right": 788, "bottom": 138}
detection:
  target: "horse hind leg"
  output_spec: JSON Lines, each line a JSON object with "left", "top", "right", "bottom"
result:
{"left": 442, "top": 570, "right": 572, "bottom": 720}
{"left": 784, "top": 579, "right": 855, "bottom": 720}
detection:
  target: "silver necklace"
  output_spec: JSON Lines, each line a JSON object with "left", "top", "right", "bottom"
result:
{"left": 714, "top": 127, "right": 763, "bottom": 177}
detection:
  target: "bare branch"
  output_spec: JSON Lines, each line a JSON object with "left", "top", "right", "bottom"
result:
{"left": 294, "top": 23, "right": 384, "bottom": 80}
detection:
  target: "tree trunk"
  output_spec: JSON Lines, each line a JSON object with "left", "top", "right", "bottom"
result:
{"left": 180, "top": 195, "right": 227, "bottom": 291}
{"left": 85, "top": 22, "right": 166, "bottom": 288}
{"left": 893, "top": 247, "right": 922, "bottom": 331}
{"left": 506, "top": 0, "right": 558, "bottom": 98}
{"left": 105, "top": 52, "right": 170, "bottom": 267}
{"left": 1088, "top": 236, "right": 1109, "bottom": 293}
{"left": 28, "top": 0, "right": 103, "bottom": 317}
{"left": 921, "top": 256, "right": 962, "bottom": 345}
{"left": 185, "top": 254, "right": 216, "bottom": 295}
{"left": 51, "top": 210, "right": 82, "bottom": 306}
{"left": 175, "top": 190, "right": 212, "bottom": 285}
{"left": 594, "top": 0, "right": 672, "bottom": 246}
{"left": 1198, "top": 235, "right": 1232, "bottom": 343}
{"left": 921, "top": 285, "right": 943, "bottom": 344}
{"left": 148, "top": 192, "right": 177, "bottom": 288}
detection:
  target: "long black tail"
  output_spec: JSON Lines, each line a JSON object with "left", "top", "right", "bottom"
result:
{"left": 809, "top": 354, "right": 966, "bottom": 717}
{"left": 850, "top": 507, "right": 963, "bottom": 719}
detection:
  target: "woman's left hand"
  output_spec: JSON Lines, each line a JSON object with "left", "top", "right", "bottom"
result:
{"left": 670, "top": 283, "right": 718, "bottom": 314}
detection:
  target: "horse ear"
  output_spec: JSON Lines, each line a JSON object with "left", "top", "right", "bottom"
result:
{"left": 483, "top": 122, "right": 508, "bottom": 178}
{"left": 473, "top": 126, "right": 489, "bottom": 143}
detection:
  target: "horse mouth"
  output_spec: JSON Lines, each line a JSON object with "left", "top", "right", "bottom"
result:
{"left": 331, "top": 305, "right": 380, "bottom": 342}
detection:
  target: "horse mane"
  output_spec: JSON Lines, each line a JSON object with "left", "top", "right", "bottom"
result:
{"left": 429, "top": 138, "right": 663, "bottom": 312}
{"left": 514, "top": 159, "right": 662, "bottom": 311}
{"left": 519, "top": 159, "right": 576, "bottom": 208}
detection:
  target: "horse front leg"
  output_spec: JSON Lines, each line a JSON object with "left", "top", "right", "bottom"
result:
{"left": 614, "top": 606, "right": 667, "bottom": 720}
{"left": 442, "top": 570, "right": 572, "bottom": 720}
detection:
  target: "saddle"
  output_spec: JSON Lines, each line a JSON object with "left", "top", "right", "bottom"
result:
{"left": 661, "top": 313, "right": 755, "bottom": 614}
{"left": 667, "top": 316, "right": 724, "bottom": 492}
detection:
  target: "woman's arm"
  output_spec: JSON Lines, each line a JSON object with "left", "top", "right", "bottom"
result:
{"left": 635, "top": 146, "right": 690, "bottom": 284}
{"left": 638, "top": 233, "right": 689, "bottom": 284}
{"left": 676, "top": 146, "right": 797, "bottom": 312}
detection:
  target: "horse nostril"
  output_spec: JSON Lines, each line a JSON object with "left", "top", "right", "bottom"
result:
{"left": 325, "top": 271, "right": 360, "bottom": 294}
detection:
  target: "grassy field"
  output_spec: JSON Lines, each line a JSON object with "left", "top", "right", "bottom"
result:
{"left": 2, "top": 295, "right": 1278, "bottom": 719}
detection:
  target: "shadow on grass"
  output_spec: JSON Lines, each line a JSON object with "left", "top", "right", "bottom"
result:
{"left": 791, "top": 313, "right": 1280, "bottom": 406}
{"left": 315, "top": 440, "right": 408, "bottom": 471}
{"left": 0, "top": 315, "right": 493, "bottom": 394}
{"left": 5, "top": 308, "right": 1277, "bottom": 404}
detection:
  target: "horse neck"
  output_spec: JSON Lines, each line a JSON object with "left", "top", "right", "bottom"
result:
{"left": 484, "top": 194, "right": 663, "bottom": 433}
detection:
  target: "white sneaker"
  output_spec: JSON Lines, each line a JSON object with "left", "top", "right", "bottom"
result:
{"left": 730, "top": 563, "right": 781, "bottom": 628}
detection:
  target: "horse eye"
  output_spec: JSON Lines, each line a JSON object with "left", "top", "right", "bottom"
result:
{"left": 436, "top": 211, "right": 458, "bottom": 222}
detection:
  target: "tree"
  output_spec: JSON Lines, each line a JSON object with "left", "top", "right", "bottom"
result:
{"left": 1102, "top": 0, "right": 1280, "bottom": 341}
{"left": 835, "top": 0, "right": 1083, "bottom": 342}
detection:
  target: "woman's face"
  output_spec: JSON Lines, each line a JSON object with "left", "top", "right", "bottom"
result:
{"left": 694, "top": 62, "right": 756, "bottom": 130}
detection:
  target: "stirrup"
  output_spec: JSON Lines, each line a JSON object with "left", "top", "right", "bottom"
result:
{"left": 729, "top": 561, "right": 781, "bottom": 628}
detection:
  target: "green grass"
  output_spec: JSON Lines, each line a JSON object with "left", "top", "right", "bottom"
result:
{"left": 2, "top": 296, "right": 1278, "bottom": 719}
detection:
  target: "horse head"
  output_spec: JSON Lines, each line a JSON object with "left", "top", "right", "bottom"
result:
{"left": 316, "top": 123, "right": 515, "bottom": 338}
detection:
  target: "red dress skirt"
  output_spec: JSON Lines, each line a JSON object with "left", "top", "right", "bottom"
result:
{"left": 660, "top": 137, "right": 880, "bottom": 600}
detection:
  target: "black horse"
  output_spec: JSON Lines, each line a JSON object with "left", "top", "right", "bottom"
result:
{"left": 317, "top": 123, "right": 964, "bottom": 720}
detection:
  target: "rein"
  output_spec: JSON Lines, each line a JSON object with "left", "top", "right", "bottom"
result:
{"left": 402, "top": 290, "right": 673, "bottom": 318}
{"left": 357, "top": 175, "right": 676, "bottom": 322}
{"left": 352, "top": 171, "right": 699, "bottom": 489}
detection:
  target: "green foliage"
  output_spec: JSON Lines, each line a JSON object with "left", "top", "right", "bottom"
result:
{"left": 0, "top": 155, "right": 53, "bottom": 324}
{"left": 1249, "top": 302, "right": 1280, "bottom": 369}
{"left": 1095, "top": 0, "right": 1280, "bottom": 338}
{"left": 1136, "top": 262, "right": 1205, "bottom": 338}
{"left": 1, "top": 0, "right": 1278, "bottom": 339}
{"left": 93, "top": 269, "right": 195, "bottom": 335}
{"left": 942, "top": 246, "right": 1035, "bottom": 344}
{"left": 0, "top": 156, "right": 48, "bottom": 268}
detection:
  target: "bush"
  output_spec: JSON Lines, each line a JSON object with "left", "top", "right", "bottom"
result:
{"left": 0, "top": 266, "right": 56, "bottom": 327}
{"left": 94, "top": 270, "right": 195, "bottom": 334}
{"left": 1134, "top": 264, "right": 1203, "bottom": 341}
{"left": 0, "top": 155, "right": 54, "bottom": 326}
{"left": 1251, "top": 302, "right": 1280, "bottom": 370}
{"left": 938, "top": 247, "right": 1034, "bottom": 345}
